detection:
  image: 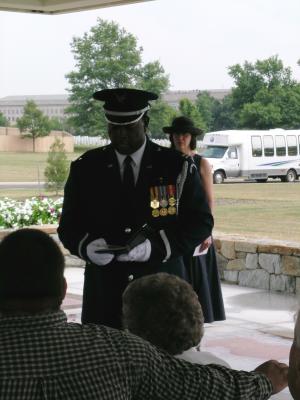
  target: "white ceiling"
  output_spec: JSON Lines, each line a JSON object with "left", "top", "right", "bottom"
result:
{"left": 0, "top": 0, "right": 152, "bottom": 14}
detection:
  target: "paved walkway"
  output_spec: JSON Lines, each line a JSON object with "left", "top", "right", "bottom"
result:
{"left": 63, "top": 267, "right": 300, "bottom": 400}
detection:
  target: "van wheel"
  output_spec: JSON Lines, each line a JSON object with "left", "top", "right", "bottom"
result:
{"left": 284, "top": 169, "right": 297, "bottom": 182}
{"left": 213, "top": 171, "right": 225, "bottom": 184}
{"left": 255, "top": 179, "right": 267, "bottom": 183}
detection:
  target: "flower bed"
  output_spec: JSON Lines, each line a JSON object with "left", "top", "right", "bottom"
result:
{"left": 0, "top": 197, "right": 63, "bottom": 229}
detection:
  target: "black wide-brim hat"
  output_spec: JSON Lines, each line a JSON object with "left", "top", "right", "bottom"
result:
{"left": 163, "top": 116, "right": 203, "bottom": 136}
{"left": 93, "top": 88, "right": 158, "bottom": 125}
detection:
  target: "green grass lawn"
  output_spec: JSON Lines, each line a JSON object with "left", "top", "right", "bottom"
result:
{"left": 213, "top": 182, "right": 300, "bottom": 242}
{"left": 0, "top": 151, "right": 83, "bottom": 182}
{"left": 1, "top": 152, "right": 300, "bottom": 242}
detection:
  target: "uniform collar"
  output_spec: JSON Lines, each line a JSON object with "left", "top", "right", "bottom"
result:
{"left": 115, "top": 138, "right": 146, "bottom": 167}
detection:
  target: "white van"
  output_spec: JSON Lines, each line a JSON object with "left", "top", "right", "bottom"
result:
{"left": 201, "top": 129, "right": 300, "bottom": 183}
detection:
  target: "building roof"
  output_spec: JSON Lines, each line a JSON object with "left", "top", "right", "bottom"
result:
{"left": 0, "top": 95, "right": 69, "bottom": 106}
{"left": 0, "top": 89, "right": 231, "bottom": 107}
{"left": 163, "top": 89, "right": 231, "bottom": 103}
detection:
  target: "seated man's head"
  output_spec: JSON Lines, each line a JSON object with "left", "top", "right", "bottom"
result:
{"left": 122, "top": 272, "right": 204, "bottom": 355}
{"left": 0, "top": 228, "right": 66, "bottom": 314}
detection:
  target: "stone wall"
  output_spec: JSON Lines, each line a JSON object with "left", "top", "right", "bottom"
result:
{"left": 0, "top": 127, "right": 74, "bottom": 152}
{"left": 0, "top": 226, "right": 299, "bottom": 294}
{"left": 214, "top": 234, "right": 300, "bottom": 294}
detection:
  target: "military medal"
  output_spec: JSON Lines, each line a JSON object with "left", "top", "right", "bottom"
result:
{"left": 167, "top": 185, "right": 177, "bottom": 206}
{"left": 152, "top": 209, "right": 160, "bottom": 217}
{"left": 159, "top": 207, "right": 168, "bottom": 217}
{"left": 168, "top": 206, "right": 176, "bottom": 215}
{"left": 159, "top": 185, "right": 168, "bottom": 208}
{"left": 150, "top": 187, "right": 159, "bottom": 209}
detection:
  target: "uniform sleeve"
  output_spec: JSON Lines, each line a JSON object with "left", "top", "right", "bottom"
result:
{"left": 121, "top": 332, "right": 273, "bottom": 400}
{"left": 57, "top": 160, "right": 89, "bottom": 258}
{"left": 152, "top": 159, "right": 214, "bottom": 261}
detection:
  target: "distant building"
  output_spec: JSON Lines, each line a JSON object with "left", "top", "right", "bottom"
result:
{"left": 0, "top": 95, "right": 68, "bottom": 124}
{"left": 163, "top": 89, "right": 231, "bottom": 109}
{"left": 0, "top": 89, "right": 231, "bottom": 123}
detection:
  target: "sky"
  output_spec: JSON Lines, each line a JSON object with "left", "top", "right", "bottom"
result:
{"left": 1, "top": 0, "right": 300, "bottom": 98}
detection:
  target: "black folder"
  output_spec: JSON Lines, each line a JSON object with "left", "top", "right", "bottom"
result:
{"left": 95, "top": 224, "right": 151, "bottom": 255}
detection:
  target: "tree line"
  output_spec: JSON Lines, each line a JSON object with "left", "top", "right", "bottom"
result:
{"left": 2, "top": 19, "right": 300, "bottom": 138}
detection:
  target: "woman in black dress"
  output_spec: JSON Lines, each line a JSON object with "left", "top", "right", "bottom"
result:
{"left": 163, "top": 116, "right": 225, "bottom": 323}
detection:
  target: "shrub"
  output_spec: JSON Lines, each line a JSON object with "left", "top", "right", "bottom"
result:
{"left": 0, "top": 197, "right": 63, "bottom": 229}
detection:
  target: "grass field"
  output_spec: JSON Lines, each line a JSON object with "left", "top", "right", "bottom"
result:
{"left": 0, "top": 152, "right": 300, "bottom": 242}
{"left": 0, "top": 151, "right": 81, "bottom": 182}
{"left": 213, "top": 183, "right": 300, "bottom": 242}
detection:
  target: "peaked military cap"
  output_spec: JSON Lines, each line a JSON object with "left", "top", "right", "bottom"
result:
{"left": 163, "top": 116, "right": 203, "bottom": 136}
{"left": 93, "top": 88, "right": 158, "bottom": 125}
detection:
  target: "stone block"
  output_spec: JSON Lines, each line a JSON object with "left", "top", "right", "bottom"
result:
{"left": 296, "top": 277, "right": 300, "bottom": 294}
{"left": 213, "top": 238, "right": 222, "bottom": 251}
{"left": 235, "top": 241, "right": 257, "bottom": 253}
{"left": 270, "top": 274, "right": 295, "bottom": 293}
{"left": 238, "top": 269, "right": 270, "bottom": 290}
{"left": 227, "top": 259, "right": 246, "bottom": 271}
{"left": 257, "top": 244, "right": 292, "bottom": 256}
{"left": 224, "top": 270, "right": 239, "bottom": 283}
{"left": 220, "top": 240, "right": 236, "bottom": 259}
{"left": 259, "top": 253, "right": 281, "bottom": 274}
{"left": 282, "top": 256, "right": 300, "bottom": 276}
{"left": 236, "top": 251, "right": 247, "bottom": 259}
{"left": 246, "top": 253, "right": 258, "bottom": 270}
{"left": 293, "top": 248, "right": 300, "bottom": 257}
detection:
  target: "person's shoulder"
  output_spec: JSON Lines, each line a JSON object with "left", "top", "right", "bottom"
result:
{"left": 193, "top": 153, "right": 202, "bottom": 163}
{"left": 71, "top": 145, "right": 112, "bottom": 166}
{"left": 79, "top": 323, "right": 161, "bottom": 359}
{"left": 149, "top": 141, "right": 190, "bottom": 164}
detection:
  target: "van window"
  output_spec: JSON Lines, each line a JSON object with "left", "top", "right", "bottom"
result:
{"left": 263, "top": 135, "right": 274, "bottom": 157}
{"left": 287, "top": 135, "right": 297, "bottom": 156}
{"left": 275, "top": 135, "right": 286, "bottom": 156}
{"left": 228, "top": 146, "right": 238, "bottom": 159}
{"left": 202, "top": 146, "right": 228, "bottom": 159}
{"left": 251, "top": 136, "right": 262, "bottom": 157}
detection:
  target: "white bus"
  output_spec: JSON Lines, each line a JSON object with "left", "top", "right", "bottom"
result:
{"left": 201, "top": 129, "right": 300, "bottom": 183}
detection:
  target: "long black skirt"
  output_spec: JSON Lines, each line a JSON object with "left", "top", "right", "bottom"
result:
{"left": 184, "top": 243, "right": 226, "bottom": 323}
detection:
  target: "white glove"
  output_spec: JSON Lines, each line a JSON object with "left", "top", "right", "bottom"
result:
{"left": 117, "top": 239, "right": 151, "bottom": 262}
{"left": 86, "top": 238, "right": 114, "bottom": 266}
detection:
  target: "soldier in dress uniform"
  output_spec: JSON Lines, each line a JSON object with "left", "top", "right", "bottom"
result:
{"left": 58, "top": 88, "right": 214, "bottom": 329}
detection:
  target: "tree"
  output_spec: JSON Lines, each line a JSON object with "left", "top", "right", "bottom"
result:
{"left": 65, "top": 19, "right": 170, "bottom": 136}
{"left": 239, "top": 102, "right": 282, "bottom": 129}
{"left": 229, "top": 55, "right": 295, "bottom": 111}
{"left": 16, "top": 100, "right": 51, "bottom": 152}
{"left": 0, "top": 112, "right": 9, "bottom": 127}
{"left": 148, "top": 100, "right": 177, "bottom": 138}
{"left": 137, "top": 61, "right": 172, "bottom": 138}
{"left": 137, "top": 61, "right": 170, "bottom": 96}
{"left": 179, "top": 98, "right": 206, "bottom": 131}
{"left": 48, "top": 117, "right": 66, "bottom": 131}
{"left": 227, "top": 55, "right": 300, "bottom": 129}
{"left": 212, "top": 95, "right": 238, "bottom": 131}
{"left": 44, "top": 137, "right": 69, "bottom": 195}
{"left": 195, "top": 91, "right": 222, "bottom": 132}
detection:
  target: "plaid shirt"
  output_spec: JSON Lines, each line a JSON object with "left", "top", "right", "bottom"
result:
{"left": 0, "top": 310, "right": 272, "bottom": 400}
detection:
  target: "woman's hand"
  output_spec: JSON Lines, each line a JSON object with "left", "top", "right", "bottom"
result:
{"left": 199, "top": 236, "right": 212, "bottom": 252}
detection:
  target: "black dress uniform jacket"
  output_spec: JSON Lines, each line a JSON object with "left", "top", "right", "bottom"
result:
{"left": 58, "top": 138, "right": 213, "bottom": 328}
